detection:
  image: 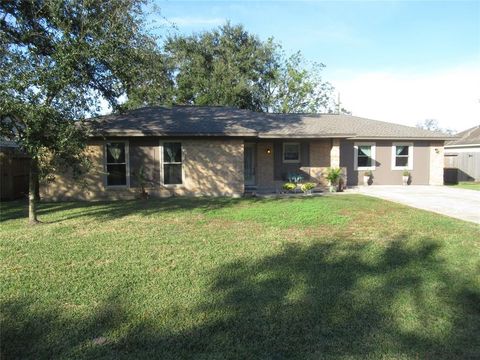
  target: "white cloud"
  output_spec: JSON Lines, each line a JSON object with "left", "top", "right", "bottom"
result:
{"left": 331, "top": 64, "right": 480, "bottom": 133}
{"left": 169, "top": 16, "right": 225, "bottom": 27}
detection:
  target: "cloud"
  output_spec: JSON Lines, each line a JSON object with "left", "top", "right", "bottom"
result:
{"left": 331, "top": 64, "right": 480, "bottom": 132}
{"left": 169, "top": 16, "right": 225, "bottom": 27}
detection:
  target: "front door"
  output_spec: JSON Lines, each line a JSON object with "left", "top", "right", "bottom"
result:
{"left": 244, "top": 143, "right": 256, "bottom": 186}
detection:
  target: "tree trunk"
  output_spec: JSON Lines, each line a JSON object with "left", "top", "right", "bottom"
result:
{"left": 35, "top": 174, "right": 40, "bottom": 201}
{"left": 28, "top": 159, "right": 39, "bottom": 224}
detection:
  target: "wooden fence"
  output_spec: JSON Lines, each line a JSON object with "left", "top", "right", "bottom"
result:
{"left": 444, "top": 151, "right": 480, "bottom": 183}
{"left": 0, "top": 148, "right": 30, "bottom": 201}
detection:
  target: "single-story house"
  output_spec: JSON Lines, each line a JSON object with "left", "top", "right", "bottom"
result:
{"left": 444, "top": 125, "right": 480, "bottom": 182}
{"left": 41, "top": 106, "right": 452, "bottom": 200}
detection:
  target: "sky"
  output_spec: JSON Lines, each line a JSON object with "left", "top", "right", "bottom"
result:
{"left": 150, "top": 0, "right": 480, "bottom": 132}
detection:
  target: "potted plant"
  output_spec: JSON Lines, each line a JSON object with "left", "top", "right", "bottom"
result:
{"left": 325, "top": 167, "right": 342, "bottom": 192}
{"left": 282, "top": 182, "right": 297, "bottom": 193}
{"left": 363, "top": 170, "right": 372, "bottom": 186}
{"left": 301, "top": 182, "right": 316, "bottom": 195}
{"left": 402, "top": 170, "right": 410, "bottom": 186}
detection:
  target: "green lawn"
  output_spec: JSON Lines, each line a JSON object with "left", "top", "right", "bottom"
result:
{"left": 1, "top": 195, "right": 479, "bottom": 359}
{"left": 446, "top": 181, "right": 480, "bottom": 191}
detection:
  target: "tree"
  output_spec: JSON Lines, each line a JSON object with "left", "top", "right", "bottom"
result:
{"left": 416, "top": 119, "right": 455, "bottom": 135}
{"left": 164, "top": 23, "right": 334, "bottom": 113}
{"left": 264, "top": 51, "right": 333, "bottom": 113}
{"left": 0, "top": 0, "right": 167, "bottom": 224}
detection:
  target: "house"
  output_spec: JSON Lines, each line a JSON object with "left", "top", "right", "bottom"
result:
{"left": 444, "top": 125, "right": 480, "bottom": 183}
{"left": 40, "top": 106, "right": 451, "bottom": 200}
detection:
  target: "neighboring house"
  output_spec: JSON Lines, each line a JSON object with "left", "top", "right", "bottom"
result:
{"left": 444, "top": 125, "right": 480, "bottom": 182}
{"left": 0, "top": 138, "right": 30, "bottom": 201}
{"left": 41, "top": 106, "right": 451, "bottom": 200}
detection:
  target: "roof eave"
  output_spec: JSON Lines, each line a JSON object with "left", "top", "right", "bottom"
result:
{"left": 445, "top": 143, "right": 480, "bottom": 148}
{"left": 348, "top": 136, "right": 453, "bottom": 141}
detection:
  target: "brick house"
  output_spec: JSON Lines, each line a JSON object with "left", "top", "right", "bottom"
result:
{"left": 40, "top": 106, "right": 451, "bottom": 200}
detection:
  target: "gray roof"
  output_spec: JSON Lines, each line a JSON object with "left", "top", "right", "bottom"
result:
{"left": 445, "top": 125, "right": 480, "bottom": 147}
{"left": 89, "top": 106, "right": 453, "bottom": 140}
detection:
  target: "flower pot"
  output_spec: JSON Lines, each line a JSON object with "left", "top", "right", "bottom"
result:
{"left": 363, "top": 176, "right": 370, "bottom": 186}
{"left": 329, "top": 185, "right": 336, "bottom": 193}
{"left": 402, "top": 176, "right": 409, "bottom": 186}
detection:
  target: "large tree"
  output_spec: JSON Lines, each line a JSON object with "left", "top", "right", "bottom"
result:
{"left": 164, "top": 23, "right": 334, "bottom": 113}
{"left": 0, "top": 0, "right": 168, "bottom": 224}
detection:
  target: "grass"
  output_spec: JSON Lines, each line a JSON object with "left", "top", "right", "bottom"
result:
{"left": 446, "top": 181, "right": 480, "bottom": 191}
{"left": 1, "top": 195, "right": 479, "bottom": 359}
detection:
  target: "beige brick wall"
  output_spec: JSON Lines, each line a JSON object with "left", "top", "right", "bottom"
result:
{"left": 330, "top": 138, "right": 340, "bottom": 168}
{"left": 172, "top": 139, "right": 244, "bottom": 196}
{"left": 307, "top": 139, "right": 332, "bottom": 188}
{"left": 41, "top": 138, "right": 244, "bottom": 200}
{"left": 429, "top": 141, "right": 444, "bottom": 185}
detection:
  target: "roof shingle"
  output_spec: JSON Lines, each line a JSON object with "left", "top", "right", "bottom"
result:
{"left": 89, "top": 105, "right": 453, "bottom": 140}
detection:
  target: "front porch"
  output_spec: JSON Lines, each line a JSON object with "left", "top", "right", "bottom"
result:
{"left": 243, "top": 139, "right": 346, "bottom": 194}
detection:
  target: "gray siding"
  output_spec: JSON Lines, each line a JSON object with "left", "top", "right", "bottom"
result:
{"left": 340, "top": 140, "right": 431, "bottom": 185}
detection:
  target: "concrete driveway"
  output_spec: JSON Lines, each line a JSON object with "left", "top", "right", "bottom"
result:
{"left": 356, "top": 185, "right": 480, "bottom": 224}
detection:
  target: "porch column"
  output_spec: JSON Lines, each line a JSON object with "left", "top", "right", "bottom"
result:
{"left": 330, "top": 138, "right": 340, "bottom": 168}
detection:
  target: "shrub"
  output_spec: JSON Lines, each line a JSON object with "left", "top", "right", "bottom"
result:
{"left": 325, "top": 167, "right": 342, "bottom": 185}
{"left": 282, "top": 182, "right": 297, "bottom": 191}
{"left": 402, "top": 170, "right": 410, "bottom": 177}
{"left": 301, "top": 182, "right": 316, "bottom": 193}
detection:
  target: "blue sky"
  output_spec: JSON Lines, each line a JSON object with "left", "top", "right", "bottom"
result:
{"left": 150, "top": 1, "right": 480, "bottom": 130}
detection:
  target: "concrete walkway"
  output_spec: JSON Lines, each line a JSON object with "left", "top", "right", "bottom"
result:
{"left": 356, "top": 185, "right": 480, "bottom": 224}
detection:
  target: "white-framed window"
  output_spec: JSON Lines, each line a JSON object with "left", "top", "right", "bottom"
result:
{"left": 105, "top": 141, "right": 130, "bottom": 187}
{"left": 161, "top": 141, "right": 183, "bottom": 185}
{"left": 283, "top": 142, "right": 300, "bottom": 163}
{"left": 392, "top": 143, "right": 413, "bottom": 170}
{"left": 354, "top": 142, "right": 376, "bottom": 170}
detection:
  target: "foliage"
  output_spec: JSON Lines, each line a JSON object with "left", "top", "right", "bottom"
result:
{"left": 282, "top": 182, "right": 297, "bottom": 191}
{"left": 402, "top": 170, "right": 410, "bottom": 177}
{"left": 364, "top": 170, "right": 373, "bottom": 177}
{"left": 300, "top": 182, "right": 316, "bottom": 193}
{"left": 416, "top": 119, "right": 455, "bottom": 135}
{"left": 0, "top": 0, "right": 164, "bottom": 222}
{"left": 164, "top": 23, "right": 334, "bottom": 113}
{"left": 1, "top": 196, "right": 479, "bottom": 358}
{"left": 325, "top": 167, "right": 342, "bottom": 185}
{"left": 268, "top": 51, "right": 333, "bottom": 113}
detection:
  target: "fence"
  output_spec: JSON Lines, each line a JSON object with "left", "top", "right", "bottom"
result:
{"left": 0, "top": 148, "right": 30, "bottom": 201}
{"left": 444, "top": 151, "right": 480, "bottom": 183}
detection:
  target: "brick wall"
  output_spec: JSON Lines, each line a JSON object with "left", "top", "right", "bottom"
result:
{"left": 41, "top": 138, "right": 244, "bottom": 200}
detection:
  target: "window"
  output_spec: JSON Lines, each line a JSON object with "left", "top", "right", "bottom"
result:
{"left": 105, "top": 142, "right": 129, "bottom": 186}
{"left": 163, "top": 142, "right": 182, "bottom": 185}
{"left": 354, "top": 142, "right": 376, "bottom": 170}
{"left": 392, "top": 143, "right": 413, "bottom": 170}
{"left": 283, "top": 143, "right": 300, "bottom": 163}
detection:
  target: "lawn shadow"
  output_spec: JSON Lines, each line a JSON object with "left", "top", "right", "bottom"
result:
{"left": 2, "top": 238, "right": 479, "bottom": 359}
{"left": 0, "top": 196, "right": 332, "bottom": 224}
{"left": 0, "top": 197, "right": 246, "bottom": 223}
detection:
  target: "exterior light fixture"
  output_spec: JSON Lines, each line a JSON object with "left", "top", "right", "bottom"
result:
{"left": 435, "top": 148, "right": 440, "bottom": 154}
{"left": 266, "top": 148, "right": 272, "bottom": 155}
